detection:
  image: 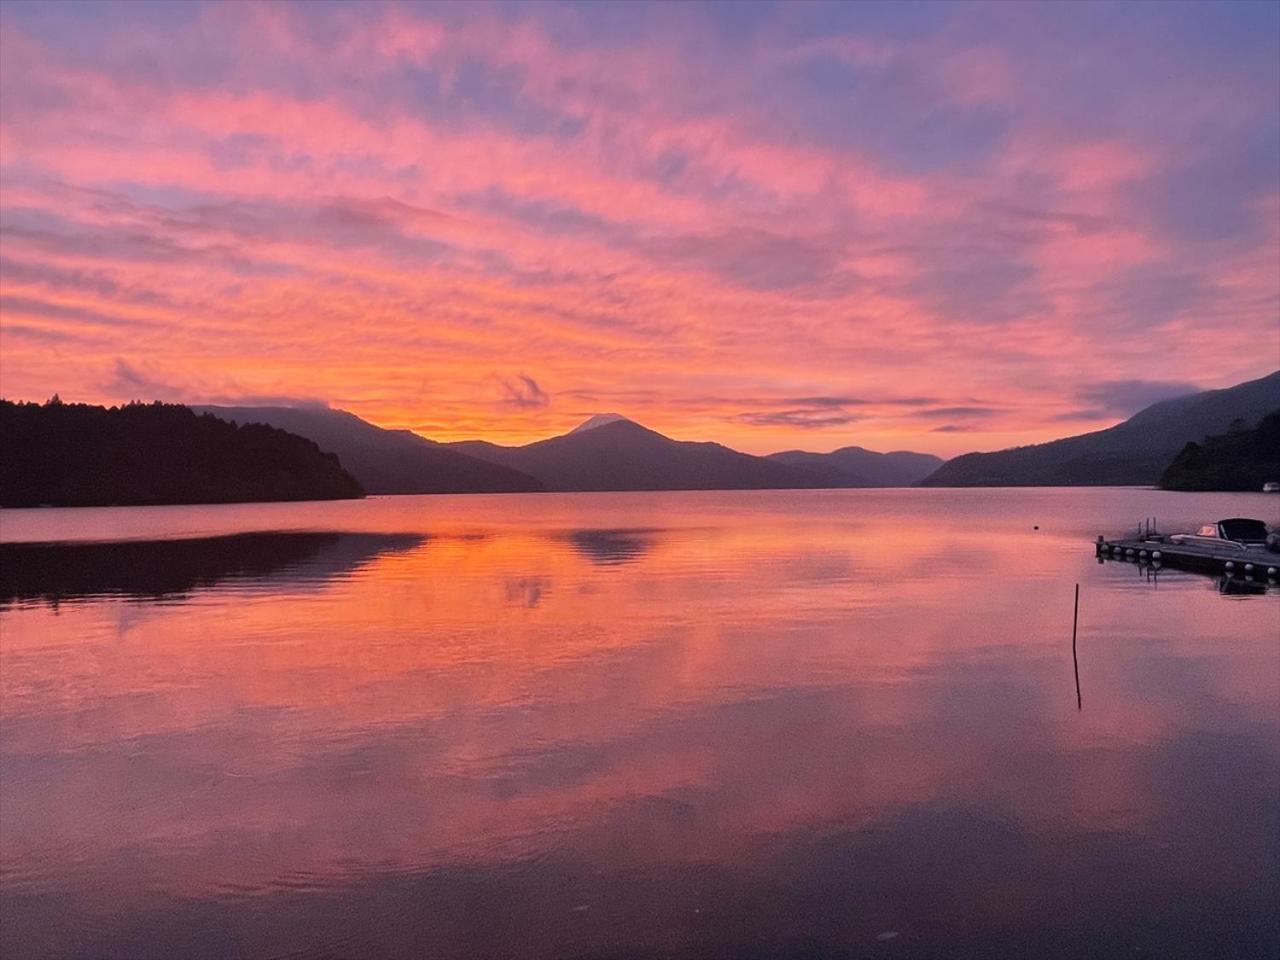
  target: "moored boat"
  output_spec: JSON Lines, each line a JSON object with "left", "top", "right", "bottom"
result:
{"left": 1097, "top": 517, "right": 1279, "bottom": 579}
{"left": 1168, "top": 517, "right": 1275, "bottom": 550}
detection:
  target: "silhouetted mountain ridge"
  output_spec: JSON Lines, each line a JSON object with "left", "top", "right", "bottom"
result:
{"left": 768, "top": 446, "right": 944, "bottom": 487}
{"left": 921, "top": 371, "right": 1280, "bottom": 486}
{"left": 449, "top": 418, "right": 847, "bottom": 491}
{"left": 194, "top": 405, "right": 544, "bottom": 494}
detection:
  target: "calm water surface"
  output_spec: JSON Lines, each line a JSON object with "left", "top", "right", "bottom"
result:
{"left": 1, "top": 488, "right": 1278, "bottom": 959}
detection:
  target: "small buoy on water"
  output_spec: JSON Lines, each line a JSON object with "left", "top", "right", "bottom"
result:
{"left": 1126, "top": 548, "right": 1135, "bottom": 557}
{"left": 1245, "top": 563, "right": 1254, "bottom": 573}
{"left": 1034, "top": 525, "right": 1039, "bottom": 530}
{"left": 1152, "top": 550, "right": 1161, "bottom": 560}
{"left": 1224, "top": 561, "right": 1235, "bottom": 571}
{"left": 1268, "top": 567, "right": 1278, "bottom": 578}
{"left": 1139, "top": 549, "right": 1148, "bottom": 558}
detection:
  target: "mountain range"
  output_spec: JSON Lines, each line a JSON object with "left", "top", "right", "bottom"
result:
{"left": 451, "top": 417, "right": 875, "bottom": 491}
{"left": 920, "top": 370, "right": 1280, "bottom": 486}
{"left": 195, "top": 407, "right": 943, "bottom": 494}
{"left": 194, "top": 405, "right": 544, "bottom": 494}
{"left": 768, "top": 447, "right": 945, "bottom": 487}
{"left": 192, "top": 369, "right": 1278, "bottom": 494}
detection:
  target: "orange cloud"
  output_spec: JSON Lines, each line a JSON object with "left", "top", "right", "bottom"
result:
{"left": 0, "top": 3, "right": 1276, "bottom": 455}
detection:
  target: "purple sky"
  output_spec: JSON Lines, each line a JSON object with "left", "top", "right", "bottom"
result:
{"left": 1, "top": 1, "right": 1277, "bottom": 452}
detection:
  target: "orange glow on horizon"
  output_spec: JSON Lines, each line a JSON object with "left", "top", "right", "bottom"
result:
{"left": 0, "top": 3, "right": 1276, "bottom": 458}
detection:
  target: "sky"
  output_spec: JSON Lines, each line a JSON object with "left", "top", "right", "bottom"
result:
{"left": 0, "top": 0, "right": 1277, "bottom": 456}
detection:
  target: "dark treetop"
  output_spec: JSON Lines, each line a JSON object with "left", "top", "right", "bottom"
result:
{"left": 1159, "top": 409, "right": 1280, "bottom": 492}
{"left": 0, "top": 399, "right": 364, "bottom": 507}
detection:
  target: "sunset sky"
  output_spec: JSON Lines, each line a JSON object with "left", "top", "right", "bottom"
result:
{"left": 1, "top": 0, "right": 1277, "bottom": 455}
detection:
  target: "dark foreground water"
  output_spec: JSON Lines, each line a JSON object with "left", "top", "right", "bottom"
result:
{"left": 1, "top": 488, "right": 1278, "bottom": 960}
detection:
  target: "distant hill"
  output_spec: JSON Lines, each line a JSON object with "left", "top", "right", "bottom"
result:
{"left": 0, "top": 400, "right": 363, "bottom": 507}
{"left": 1159, "top": 409, "right": 1280, "bottom": 491}
{"left": 767, "top": 446, "right": 944, "bottom": 487}
{"left": 194, "top": 405, "right": 544, "bottom": 495}
{"left": 448, "top": 417, "right": 840, "bottom": 491}
{"left": 920, "top": 371, "right": 1280, "bottom": 486}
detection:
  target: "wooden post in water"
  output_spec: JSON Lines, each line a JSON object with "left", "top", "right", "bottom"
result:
{"left": 1072, "top": 583, "right": 1082, "bottom": 711}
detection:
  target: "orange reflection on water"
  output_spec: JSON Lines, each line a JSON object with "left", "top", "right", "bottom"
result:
{"left": 1, "top": 489, "right": 1277, "bottom": 958}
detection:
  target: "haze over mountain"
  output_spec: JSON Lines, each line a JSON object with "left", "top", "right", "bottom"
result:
{"left": 448, "top": 417, "right": 848, "bottom": 492}
{"left": 570, "top": 413, "right": 629, "bottom": 434}
{"left": 921, "top": 371, "right": 1280, "bottom": 487}
{"left": 194, "top": 405, "right": 544, "bottom": 495}
{"left": 767, "top": 447, "right": 944, "bottom": 487}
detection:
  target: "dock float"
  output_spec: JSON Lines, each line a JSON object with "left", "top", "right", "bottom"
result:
{"left": 1095, "top": 535, "right": 1279, "bottom": 580}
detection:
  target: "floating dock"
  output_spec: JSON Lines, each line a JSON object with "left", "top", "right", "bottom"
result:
{"left": 1095, "top": 535, "right": 1279, "bottom": 580}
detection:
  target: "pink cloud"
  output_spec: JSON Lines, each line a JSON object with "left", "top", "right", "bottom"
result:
{"left": 0, "top": 4, "right": 1275, "bottom": 456}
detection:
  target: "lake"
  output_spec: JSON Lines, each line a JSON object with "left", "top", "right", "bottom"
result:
{"left": 1, "top": 488, "right": 1277, "bottom": 959}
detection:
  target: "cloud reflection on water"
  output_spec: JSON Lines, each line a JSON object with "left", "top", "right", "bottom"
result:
{"left": 0, "top": 490, "right": 1276, "bottom": 959}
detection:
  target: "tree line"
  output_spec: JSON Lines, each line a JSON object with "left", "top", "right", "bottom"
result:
{"left": 1, "top": 399, "right": 364, "bottom": 507}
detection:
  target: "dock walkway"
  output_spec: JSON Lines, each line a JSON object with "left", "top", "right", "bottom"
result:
{"left": 1096, "top": 535, "right": 1278, "bottom": 579}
